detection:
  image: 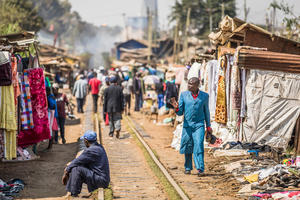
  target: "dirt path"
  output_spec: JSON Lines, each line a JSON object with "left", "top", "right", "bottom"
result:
{"left": 0, "top": 99, "right": 85, "bottom": 200}
{"left": 130, "top": 111, "right": 242, "bottom": 200}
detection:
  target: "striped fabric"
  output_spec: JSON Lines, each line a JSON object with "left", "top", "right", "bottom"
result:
{"left": 19, "top": 70, "right": 34, "bottom": 130}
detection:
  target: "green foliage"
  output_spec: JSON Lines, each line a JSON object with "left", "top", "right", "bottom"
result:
{"left": 0, "top": 0, "right": 45, "bottom": 34}
{"left": 169, "top": 0, "right": 236, "bottom": 36}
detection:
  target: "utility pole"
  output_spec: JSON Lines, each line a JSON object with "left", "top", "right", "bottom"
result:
{"left": 207, "top": 0, "right": 213, "bottom": 32}
{"left": 183, "top": 8, "right": 191, "bottom": 62}
{"left": 173, "top": 17, "right": 179, "bottom": 63}
{"left": 243, "top": 0, "right": 250, "bottom": 22}
{"left": 147, "top": 8, "right": 153, "bottom": 64}
{"left": 122, "top": 13, "right": 129, "bottom": 40}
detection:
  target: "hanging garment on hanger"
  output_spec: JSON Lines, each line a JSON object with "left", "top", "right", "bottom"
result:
{"left": 11, "top": 56, "right": 21, "bottom": 105}
{"left": 215, "top": 56, "right": 227, "bottom": 124}
{"left": 18, "top": 68, "right": 50, "bottom": 147}
{"left": 0, "top": 85, "right": 17, "bottom": 130}
{"left": 0, "top": 51, "right": 12, "bottom": 86}
{"left": 19, "top": 71, "right": 34, "bottom": 130}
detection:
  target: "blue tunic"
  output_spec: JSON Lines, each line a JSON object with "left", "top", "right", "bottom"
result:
{"left": 176, "top": 91, "right": 211, "bottom": 154}
{"left": 66, "top": 143, "right": 110, "bottom": 194}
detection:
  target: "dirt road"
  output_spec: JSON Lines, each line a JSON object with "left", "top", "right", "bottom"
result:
{"left": 0, "top": 110, "right": 85, "bottom": 200}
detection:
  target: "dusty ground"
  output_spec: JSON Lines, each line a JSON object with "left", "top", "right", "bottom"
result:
{"left": 130, "top": 110, "right": 243, "bottom": 200}
{"left": 0, "top": 98, "right": 85, "bottom": 200}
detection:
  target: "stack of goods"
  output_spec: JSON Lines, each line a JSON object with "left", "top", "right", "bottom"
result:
{"left": 0, "top": 51, "right": 50, "bottom": 161}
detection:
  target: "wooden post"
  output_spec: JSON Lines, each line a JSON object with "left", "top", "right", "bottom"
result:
{"left": 172, "top": 17, "right": 179, "bottom": 63}
{"left": 147, "top": 9, "right": 153, "bottom": 64}
{"left": 183, "top": 8, "right": 191, "bottom": 62}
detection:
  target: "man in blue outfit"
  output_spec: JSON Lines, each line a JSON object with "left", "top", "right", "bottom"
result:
{"left": 62, "top": 130, "right": 110, "bottom": 197}
{"left": 170, "top": 77, "right": 212, "bottom": 177}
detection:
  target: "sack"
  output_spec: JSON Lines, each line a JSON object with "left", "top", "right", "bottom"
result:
{"left": 52, "top": 117, "right": 58, "bottom": 131}
{"left": 205, "top": 131, "right": 217, "bottom": 144}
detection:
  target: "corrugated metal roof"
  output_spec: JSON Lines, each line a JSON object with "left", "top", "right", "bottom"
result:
{"left": 237, "top": 48, "right": 300, "bottom": 73}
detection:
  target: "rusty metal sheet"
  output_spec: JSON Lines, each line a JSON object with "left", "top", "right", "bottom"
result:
{"left": 238, "top": 49, "right": 300, "bottom": 73}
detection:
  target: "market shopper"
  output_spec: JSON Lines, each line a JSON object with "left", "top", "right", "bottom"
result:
{"left": 133, "top": 72, "right": 143, "bottom": 111}
{"left": 155, "top": 78, "right": 165, "bottom": 109}
{"left": 73, "top": 75, "right": 87, "bottom": 113}
{"left": 62, "top": 130, "right": 110, "bottom": 197}
{"left": 100, "top": 77, "right": 110, "bottom": 121}
{"left": 170, "top": 77, "right": 212, "bottom": 176}
{"left": 89, "top": 72, "right": 101, "bottom": 113}
{"left": 121, "top": 75, "right": 132, "bottom": 115}
{"left": 104, "top": 76, "right": 124, "bottom": 138}
{"left": 53, "top": 83, "right": 69, "bottom": 144}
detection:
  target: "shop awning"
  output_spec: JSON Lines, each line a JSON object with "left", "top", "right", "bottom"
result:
{"left": 238, "top": 49, "right": 300, "bottom": 73}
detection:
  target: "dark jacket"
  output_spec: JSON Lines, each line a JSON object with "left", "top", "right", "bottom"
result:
{"left": 155, "top": 82, "right": 164, "bottom": 95}
{"left": 66, "top": 143, "right": 110, "bottom": 187}
{"left": 165, "top": 81, "right": 178, "bottom": 108}
{"left": 104, "top": 84, "right": 124, "bottom": 113}
{"left": 133, "top": 76, "right": 141, "bottom": 94}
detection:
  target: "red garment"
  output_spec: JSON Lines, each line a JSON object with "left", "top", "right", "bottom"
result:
{"left": 192, "top": 93, "right": 198, "bottom": 99}
{"left": 18, "top": 68, "right": 50, "bottom": 147}
{"left": 89, "top": 78, "right": 101, "bottom": 94}
{"left": 55, "top": 93, "right": 68, "bottom": 118}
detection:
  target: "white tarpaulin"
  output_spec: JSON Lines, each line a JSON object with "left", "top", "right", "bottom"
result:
{"left": 241, "top": 69, "right": 300, "bottom": 149}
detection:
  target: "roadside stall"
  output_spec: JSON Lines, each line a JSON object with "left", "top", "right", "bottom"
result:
{"left": 0, "top": 32, "right": 50, "bottom": 161}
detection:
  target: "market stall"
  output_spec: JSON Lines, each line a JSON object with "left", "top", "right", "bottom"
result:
{"left": 0, "top": 32, "right": 50, "bottom": 161}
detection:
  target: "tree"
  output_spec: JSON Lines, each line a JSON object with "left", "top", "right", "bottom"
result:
{"left": 0, "top": 0, "right": 45, "bottom": 34}
{"left": 269, "top": 0, "right": 300, "bottom": 41}
{"left": 169, "top": 0, "right": 236, "bottom": 37}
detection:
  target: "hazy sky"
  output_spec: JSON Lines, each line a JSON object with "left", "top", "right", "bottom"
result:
{"left": 70, "top": 0, "right": 300, "bottom": 29}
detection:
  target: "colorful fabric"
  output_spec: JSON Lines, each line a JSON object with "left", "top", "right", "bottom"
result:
{"left": 215, "top": 57, "right": 227, "bottom": 124}
{"left": 0, "top": 85, "right": 17, "bottom": 131}
{"left": 0, "top": 129, "right": 4, "bottom": 158}
{"left": 11, "top": 57, "right": 21, "bottom": 105}
{"left": 4, "top": 130, "right": 17, "bottom": 160}
{"left": 18, "top": 68, "right": 50, "bottom": 147}
{"left": 19, "top": 70, "right": 34, "bottom": 130}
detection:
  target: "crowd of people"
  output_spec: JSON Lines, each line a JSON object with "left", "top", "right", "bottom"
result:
{"left": 56, "top": 66, "right": 213, "bottom": 197}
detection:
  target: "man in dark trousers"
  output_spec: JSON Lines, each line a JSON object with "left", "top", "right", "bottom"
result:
{"left": 104, "top": 76, "right": 124, "bottom": 138}
{"left": 133, "top": 72, "right": 142, "bottom": 111}
{"left": 89, "top": 72, "right": 101, "bottom": 113}
{"left": 62, "top": 130, "right": 110, "bottom": 197}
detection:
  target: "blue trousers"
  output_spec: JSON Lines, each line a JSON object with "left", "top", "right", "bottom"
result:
{"left": 157, "top": 94, "right": 164, "bottom": 109}
{"left": 184, "top": 153, "right": 204, "bottom": 172}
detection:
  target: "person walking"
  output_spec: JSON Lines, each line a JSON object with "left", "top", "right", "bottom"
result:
{"left": 104, "top": 76, "right": 124, "bottom": 138}
{"left": 155, "top": 78, "right": 165, "bottom": 109}
{"left": 165, "top": 76, "right": 178, "bottom": 109}
{"left": 170, "top": 77, "right": 212, "bottom": 176}
{"left": 100, "top": 77, "right": 110, "bottom": 121}
{"left": 73, "top": 75, "right": 87, "bottom": 113}
{"left": 89, "top": 72, "right": 101, "bottom": 113}
{"left": 53, "top": 83, "right": 69, "bottom": 144}
{"left": 133, "top": 73, "right": 142, "bottom": 111}
{"left": 62, "top": 130, "right": 110, "bottom": 197}
{"left": 121, "top": 75, "right": 132, "bottom": 115}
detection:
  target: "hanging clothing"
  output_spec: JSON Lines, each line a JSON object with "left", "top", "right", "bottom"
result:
{"left": 4, "top": 130, "right": 17, "bottom": 160}
{"left": 0, "top": 85, "right": 17, "bottom": 131}
{"left": 19, "top": 70, "right": 34, "bottom": 130}
{"left": 206, "top": 60, "right": 219, "bottom": 119}
{"left": 11, "top": 56, "right": 21, "bottom": 105}
{"left": 18, "top": 68, "right": 50, "bottom": 147}
{"left": 215, "top": 57, "right": 227, "bottom": 124}
{"left": 0, "top": 51, "right": 12, "bottom": 86}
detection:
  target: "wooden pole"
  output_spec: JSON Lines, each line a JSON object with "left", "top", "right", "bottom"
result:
{"left": 183, "top": 8, "right": 191, "bottom": 62}
{"left": 172, "top": 17, "right": 179, "bottom": 63}
{"left": 147, "top": 9, "right": 153, "bottom": 63}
